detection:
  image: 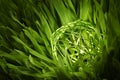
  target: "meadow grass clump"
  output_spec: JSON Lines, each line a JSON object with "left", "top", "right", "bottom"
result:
{"left": 51, "top": 19, "right": 106, "bottom": 79}
{"left": 0, "top": 0, "right": 120, "bottom": 80}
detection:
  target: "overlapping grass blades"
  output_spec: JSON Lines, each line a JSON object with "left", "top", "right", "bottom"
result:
{"left": 51, "top": 19, "right": 106, "bottom": 79}
{"left": 0, "top": 0, "right": 120, "bottom": 80}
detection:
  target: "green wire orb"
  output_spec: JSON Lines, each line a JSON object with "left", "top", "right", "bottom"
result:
{"left": 52, "top": 20, "right": 103, "bottom": 62}
{"left": 51, "top": 20, "right": 105, "bottom": 78}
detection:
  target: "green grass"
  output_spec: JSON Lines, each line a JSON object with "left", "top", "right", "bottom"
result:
{"left": 0, "top": 0, "right": 120, "bottom": 80}
{"left": 51, "top": 19, "right": 106, "bottom": 79}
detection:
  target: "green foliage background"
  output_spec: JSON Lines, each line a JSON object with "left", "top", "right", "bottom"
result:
{"left": 0, "top": 0, "right": 120, "bottom": 80}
